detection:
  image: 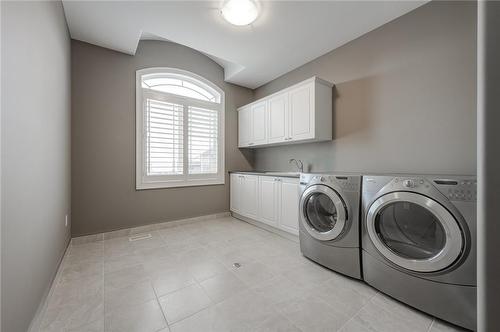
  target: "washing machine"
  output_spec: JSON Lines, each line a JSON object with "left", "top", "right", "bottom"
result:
{"left": 361, "top": 175, "right": 476, "bottom": 330}
{"left": 299, "top": 173, "right": 362, "bottom": 279}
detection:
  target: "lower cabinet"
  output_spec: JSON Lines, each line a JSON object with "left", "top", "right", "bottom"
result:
{"left": 231, "top": 174, "right": 299, "bottom": 235}
{"left": 279, "top": 177, "right": 300, "bottom": 235}
{"left": 258, "top": 176, "right": 281, "bottom": 227}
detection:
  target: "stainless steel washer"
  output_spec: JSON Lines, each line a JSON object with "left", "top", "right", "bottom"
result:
{"left": 362, "top": 175, "right": 476, "bottom": 330}
{"left": 299, "top": 173, "right": 362, "bottom": 279}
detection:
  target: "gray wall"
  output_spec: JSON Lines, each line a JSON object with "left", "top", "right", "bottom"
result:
{"left": 477, "top": 2, "right": 500, "bottom": 331}
{"left": 253, "top": 1, "right": 477, "bottom": 176}
{"left": 71, "top": 40, "right": 254, "bottom": 236}
{"left": 1, "top": 2, "right": 71, "bottom": 331}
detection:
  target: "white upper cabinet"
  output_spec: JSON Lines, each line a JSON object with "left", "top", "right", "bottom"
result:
{"left": 251, "top": 101, "right": 268, "bottom": 146}
{"left": 267, "top": 93, "right": 288, "bottom": 143}
{"left": 238, "top": 77, "right": 333, "bottom": 148}
{"left": 289, "top": 83, "right": 314, "bottom": 141}
{"left": 238, "top": 106, "right": 252, "bottom": 147}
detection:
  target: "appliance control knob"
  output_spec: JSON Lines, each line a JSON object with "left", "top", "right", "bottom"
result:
{"left": 320, "top": 176, "right": 325, "bottom": 182}
{"left": 403, "top": 179, "right": 415, "bottom": 188}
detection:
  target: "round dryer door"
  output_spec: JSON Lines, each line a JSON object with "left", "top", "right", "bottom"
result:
{"left": 366, "top": 192, "right": 464, "bottom": 273}
{"left": 300, "top": 185, "right": 348, "bottom": 241}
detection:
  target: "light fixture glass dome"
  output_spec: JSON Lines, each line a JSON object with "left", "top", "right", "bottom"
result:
{"left": 221, "top": 0, "right": 259, "bottom": 26}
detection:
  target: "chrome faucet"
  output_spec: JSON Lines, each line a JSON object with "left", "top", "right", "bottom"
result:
{"left": 289, "top": 159, "right": 304, "bottom": 173}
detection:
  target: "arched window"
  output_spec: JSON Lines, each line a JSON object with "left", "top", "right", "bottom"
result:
{"left": 136, "top": 68, "right": 225, "bottom": 189}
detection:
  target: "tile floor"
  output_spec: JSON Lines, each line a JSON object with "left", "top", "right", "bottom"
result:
{"left": 39, "top": 216, "right": 467, "bottom": 332}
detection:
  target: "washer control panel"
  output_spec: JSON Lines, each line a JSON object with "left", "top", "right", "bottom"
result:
{"left": 300, "top": 174, "right": 360, "bottom": 192}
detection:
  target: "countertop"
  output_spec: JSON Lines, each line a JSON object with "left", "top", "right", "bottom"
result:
{"left": 229, "top": 170, "right": 300, "bottom": 178}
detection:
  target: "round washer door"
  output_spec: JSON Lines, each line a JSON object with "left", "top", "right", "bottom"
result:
{"left": 300, "top": 185, "right": 348, "bottom": 241}
{"left": 366, "top": 191, "right": 464, "bottom": 273}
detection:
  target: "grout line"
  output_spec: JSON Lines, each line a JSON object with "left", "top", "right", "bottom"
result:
{"left": 151, "top": 279, "right": 170, "bottom": 330}
{"left": 335, "top": 291, "right": 380, "bottom": 332}
{"left": 427, "top": 318, "right": 436, "bottom": 332}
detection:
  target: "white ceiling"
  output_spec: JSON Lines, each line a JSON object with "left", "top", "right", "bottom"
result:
{"left": 62, "top": 1, "right": 426, "bottom": 89}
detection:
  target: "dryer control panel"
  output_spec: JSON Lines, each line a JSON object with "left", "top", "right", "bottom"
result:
{"left": 390, "top": 176, "right": 477, "bottom": 202}
{"left": 433, "top": 178, "right": 477, "bottom": 202}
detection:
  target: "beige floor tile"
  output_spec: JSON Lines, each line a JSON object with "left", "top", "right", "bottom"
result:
{"left": 104, "top": 280, "right": 156, "bottom": 312}
{"left": 49, "top": 274, "right": 103, "bottom": 308}
{"left": 40, "top": 292, "right": 104, "bottom": 331}
{"left": 59, "top": 260, "right": 103, "bottom": 283}
{"left": 429, "top": 319, "right": 469, "bottom": 332}
{"left": 255, "top": 314, "right": 302, "bottom": 332}
{"left": 104, "top": 252, "right": 143, "bottom": 273}
{"left": 151, "top": 267, "right": 197, "bottom": 297}
{"left": 169, "top": 306, "right": 218, "bottom": 332}
{"left": 66, "top": 318, "right": 104, "bottom": 332}
{"left": 185, "top": 258, "right": 228, "bottom": 282}
{"left": 230, "top": 261, "right": 276, "bottom": 287}
{"left": 171, "top": 289, "right": 279, "bottom": 332}
{"left": 280, "top": 260, "right": 334, "bottom": 289}
{"left": 251, "top": 276, "right": 308, "bottom": 306}
{"left": 309, "top": 274, "right": 376, "bottom": 317}
{"left": 278, "top": 294, "right": 350, "bottom": 332}
{"left": 103, "top": 237, "right": 135, "bottom": 259}
{"left": 345, "top": 293, "right": 432, "bottom": 332}
{"left": 199, "top": 271, "right": 247, "bottom": 303}
{"left": 159, "top": 283, "right": 212, "bottom": 324}
{"left": 104, "top": 264, "right": 149, "bottom": 291}
{"left": 105, "top": 299, "right": 167, "bottom": 332}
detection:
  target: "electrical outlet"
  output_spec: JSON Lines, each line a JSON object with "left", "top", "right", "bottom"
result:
{"left": 65, "top": 215, "right": 68, "bottom": 227}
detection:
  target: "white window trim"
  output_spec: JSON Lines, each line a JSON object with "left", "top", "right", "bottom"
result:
{"left": 136, "top": 67, "right": 225, "bottom": 190}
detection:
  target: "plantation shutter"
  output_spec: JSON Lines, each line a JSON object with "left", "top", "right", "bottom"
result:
{"left": 188, "top": 106, "right": 218, "bottom": 174}
{"left": 145, "top": 98, "right": 184, "bottom": 175}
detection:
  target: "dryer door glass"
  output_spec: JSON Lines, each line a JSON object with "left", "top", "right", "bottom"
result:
{"left": 374, "top": 202, "right": 446, "bottom": 259}
{"left": 366, "top": 192, "right": 464, "bottom": 273}
{"left": 305, "top": 193, "right": 338, "bottom": 233}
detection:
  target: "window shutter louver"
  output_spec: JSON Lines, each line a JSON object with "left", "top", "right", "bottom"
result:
{"left": 188, "top": 106, "right": 218, "bottom": 174}
{"left": 145, "top": 99, "right": 184, "bottom": 175}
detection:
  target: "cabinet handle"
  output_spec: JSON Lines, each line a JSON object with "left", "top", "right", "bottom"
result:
{"left": 248, "top": 142, "right": 254, "bottom": 145}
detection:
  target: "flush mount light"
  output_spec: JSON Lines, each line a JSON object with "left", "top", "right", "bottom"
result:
{"left": 221, "top": 0, "right": 259, "bottom": 26}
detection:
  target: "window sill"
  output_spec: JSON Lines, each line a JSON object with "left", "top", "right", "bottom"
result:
{"left": 136, "top": 178, "right": 225, "bottom": 190}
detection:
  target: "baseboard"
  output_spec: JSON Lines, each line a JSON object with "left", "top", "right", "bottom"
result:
{"left": 231, "top": 212, "right": 299, "bottom": 243}
{"left": 28, "top": 234, "right": 71, "bottom": 332}
{"left": 71, "top": 212, "right": 231, "bottom": 245}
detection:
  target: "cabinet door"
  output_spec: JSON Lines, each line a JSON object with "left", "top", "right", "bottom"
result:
{"left": 240, "top": 175, "right": 259, "bottom": 219}
{"left": 251, "top": 101, "right": 268, "bottom": 146}
{"left": 289, "top": 83, "right": 314, "bottom": 141}
{"left": 258, "top": 176, "right": 280, "bottom": 226}
{"left": 267, "top": 93, "right": 288, "bottom": 144}
{"left": 238, "top": 107, "right": 252, "bottom": 147}
{"left": 230, "top": 174, "right": 242, "bottom": 213}
{"left": 279, "top": 178, "right": 300, "bottom": 235}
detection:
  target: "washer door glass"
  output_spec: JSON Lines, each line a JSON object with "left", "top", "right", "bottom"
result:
{"left": 366, "top": 192, "right": 464, "bottom": 273}
{"left": 300, "top": 185, "right": 347, "bottom": 241}
{"left": 375, "top": 202, "right": 446, "bottom": 260}
{"left": 305, "top": 193, "right": 338, "bottom": 233}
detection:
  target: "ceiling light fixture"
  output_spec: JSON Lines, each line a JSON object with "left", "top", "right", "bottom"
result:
{"left": 221, "top": 0, "right": 259, "bottom": 26}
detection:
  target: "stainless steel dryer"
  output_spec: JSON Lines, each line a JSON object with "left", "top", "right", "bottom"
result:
{"left": 299, "top": 173, "right": 362, "bottom": 279}
{"left": 361, "top": 175, "right": 476, "bottom": 330}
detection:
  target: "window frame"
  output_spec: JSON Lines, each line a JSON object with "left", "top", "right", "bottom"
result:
{"left": 136, "top": 67, "right": 225, "bottom": 190}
